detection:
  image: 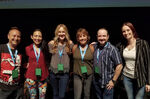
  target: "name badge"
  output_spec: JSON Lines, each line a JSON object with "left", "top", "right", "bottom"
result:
{"left": 81, "top": 66, "right": 87, "bottom": 74}
{"left": 35, "top": 68, "right": 42, "bottom": 76}
{"left": 57, "top": 64, "right": 64, "bottom": 72}
{"left": 94, "top": 66, "right": 99, "bottom": 74}
{"left": 12, "top": 70, "right": 18, "bottom": 79}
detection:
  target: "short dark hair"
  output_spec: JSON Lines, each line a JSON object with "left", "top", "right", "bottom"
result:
{"left": 97, "top": 28, "right": 109, "bottom": 36}
{"left": 8, "top": 26, "right": 21, "bottom": 34}
{"left": 32, "top": 28, "right": 42, "bottom": 35}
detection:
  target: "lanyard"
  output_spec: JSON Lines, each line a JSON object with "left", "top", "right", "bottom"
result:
{"left": 97, "top": 49, "right": 102, "bottom": 64}
{"left": 58, "top": 44, "right": 66, "bottom": 59}
{"left": 7, "top": 43, "right": 18, "bottom": 65}
{"left": 79, "top": 44, "right": 88, "bottom": 62}
{"left": 96, "top": 42, "right": 108, "bottom": 64}
{"left": 58, "top": 49, "right": 63, "bottom": 58}
{"left": 33, "top": 44, "right": 41, "bottom": 64}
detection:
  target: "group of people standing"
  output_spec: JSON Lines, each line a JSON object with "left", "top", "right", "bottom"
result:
{"left": 0, "top": 22, "right": 149, "bottom": 99}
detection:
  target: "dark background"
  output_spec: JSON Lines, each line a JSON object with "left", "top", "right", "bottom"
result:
{"left": 0, "top": 7, "right": 150, "bottom": 99}
{"left": 0, "top": 7, "right": 150, "bottom": 47}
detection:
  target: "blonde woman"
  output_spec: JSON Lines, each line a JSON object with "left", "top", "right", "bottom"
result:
{"left": 48, "top": 24, "right": 74, "bottom": 99}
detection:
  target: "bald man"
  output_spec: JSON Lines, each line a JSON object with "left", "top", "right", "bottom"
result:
{"left": 0, "top": 27, "right": 24, "bottom": 99}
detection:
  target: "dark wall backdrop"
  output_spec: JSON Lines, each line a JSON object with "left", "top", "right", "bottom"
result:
{"left": 0, "top": 7, "right": 150, "bottom": 47}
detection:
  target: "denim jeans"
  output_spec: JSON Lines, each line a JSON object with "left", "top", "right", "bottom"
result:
{"left": 93, "top": 79, "right": 114, "bottom": 99}
{"left": 49, "top": 72, "right": 69, "bottom": 99}
{"left": 123, "top": 75, "right": 145, "bottom": 99}
{"left": 74, "top": 74, "right": 92, "bottom": 99}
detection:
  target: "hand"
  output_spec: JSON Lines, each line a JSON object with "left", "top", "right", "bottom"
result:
{"left": 145, "top": 85, "right": 150, "bottom": 92}
{"left": 90, "top": 42, "right": 97, "bottom": 45}
{"left": 106, "top": 80, "right": 114, "bottom": 90}
{"left": 26, "top": 63, "right": 29, "bottom": 68}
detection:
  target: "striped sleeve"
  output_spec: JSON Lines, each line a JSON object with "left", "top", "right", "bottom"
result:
{"left": 142, "top": 40, "right": 150, "bottom": 85}
{"left": 111, "top": 47, "right": 122, "bottom": 67}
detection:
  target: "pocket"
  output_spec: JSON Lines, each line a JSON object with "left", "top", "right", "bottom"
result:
{"left": 105, "top": 88, "right": 113, "bottom": 96}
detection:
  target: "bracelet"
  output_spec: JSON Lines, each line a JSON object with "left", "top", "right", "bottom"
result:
{"left": 112, "top": 79, "right": 116, "bottom": 85}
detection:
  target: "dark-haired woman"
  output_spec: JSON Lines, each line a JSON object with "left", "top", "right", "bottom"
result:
{"left": 25, "top": 29, "right": 49, "bottom": 99}
{"left": 117, "top": 22, "right": 150, "bottom": 99}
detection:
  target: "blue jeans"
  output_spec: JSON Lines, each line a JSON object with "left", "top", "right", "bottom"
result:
{"left": 123, "top": 75, "right": 145, "bottom": 99}
{"left": 49, "top": 72, "right": 69, "bottom": 99}
{"left": 93, "top": 79, "right": 114, "bottom": 99}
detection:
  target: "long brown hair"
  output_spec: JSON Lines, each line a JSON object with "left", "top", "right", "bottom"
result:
{"left": 122, "top": 22, "right": 138, "bottom": 38}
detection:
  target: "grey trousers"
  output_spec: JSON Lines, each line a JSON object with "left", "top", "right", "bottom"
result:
{"left": 74, "top": 74, "right": 93, "bottom": 99}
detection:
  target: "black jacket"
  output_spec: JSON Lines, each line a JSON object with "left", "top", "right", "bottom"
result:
{"left": 116, "top": 38, "right": 150, "bottom": 88}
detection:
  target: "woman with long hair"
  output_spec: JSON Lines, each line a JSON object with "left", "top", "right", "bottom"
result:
{"left": 117, "top": 22, "right": 150, "bottom": 99}
{"left": 48, "top": 24, "right": 74, "bottom": 99}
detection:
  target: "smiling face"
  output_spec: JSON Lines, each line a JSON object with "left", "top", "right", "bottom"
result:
{"left": 122, "top": 25, "right": 134, "bottom": 40}
{"left": 31, "top": 30, "right": 42, "bottom": 46}
{"left": 58, "top": 27, "right": 66, "bottom": 41}
{"left": 78, "top": 33, "right": 88, "bottom": 46}
{"left": 97, "top": 29, "right": 109, "bottom": 46}
{"left": 8, "top": 29, "right": 21, "bottom": 49}
{"left": 76, "top": 28, "right": 90, "bottom": 46}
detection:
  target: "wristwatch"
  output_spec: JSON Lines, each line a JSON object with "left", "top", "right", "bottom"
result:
{"left": 112, "top": 79, "right": 116, "bottom": 85}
